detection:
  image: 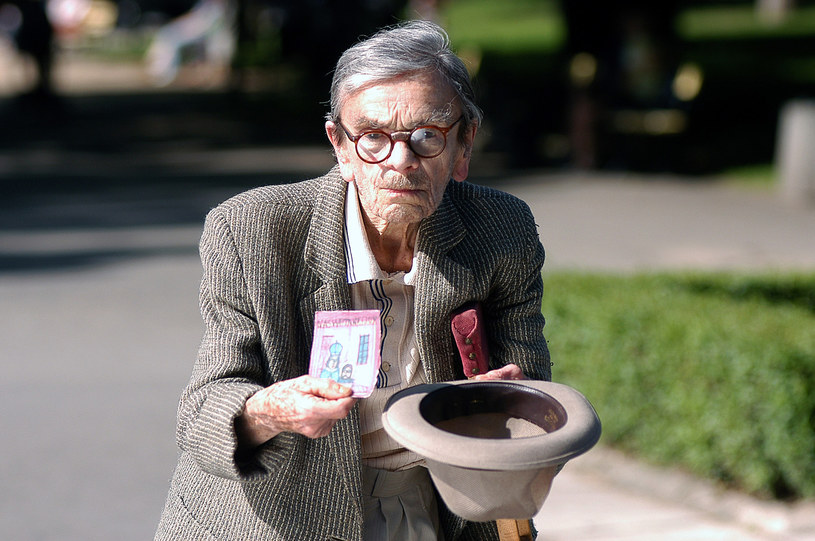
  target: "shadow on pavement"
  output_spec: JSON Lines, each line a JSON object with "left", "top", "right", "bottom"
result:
{"left": 0, "top": 90, "right": 340, "bottom": 273}
{"left": 0, "top": 245, "right": 195, "bottom": 273}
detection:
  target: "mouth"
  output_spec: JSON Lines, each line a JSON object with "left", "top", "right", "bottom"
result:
{"left": 379, "top": 176, "right": 426, "bottom": 191}
{"left": 380, "top": 187, "right": 425, "bottom": 200}
{"left": 382, "top": 186, "right": 420, "bottom": 193}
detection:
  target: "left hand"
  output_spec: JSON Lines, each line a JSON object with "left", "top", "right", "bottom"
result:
{"left": 472, "top": 363, "right": 525, "bottom": 381}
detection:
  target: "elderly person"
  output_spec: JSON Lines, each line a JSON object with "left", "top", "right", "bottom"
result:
{"left": 155, "top": 20, "right": 551, "bottom": 541}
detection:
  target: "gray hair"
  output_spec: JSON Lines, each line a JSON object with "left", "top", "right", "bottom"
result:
{"left": 327, "top": 20, "right": 482, "bottom": 143}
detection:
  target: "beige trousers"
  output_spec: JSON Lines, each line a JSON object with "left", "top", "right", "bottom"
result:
{"left": 362, "top": 465, "right": 444, "bottom": 540}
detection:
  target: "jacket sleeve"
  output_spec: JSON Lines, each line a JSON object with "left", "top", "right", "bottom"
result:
{"left": 174, "top": 207, "right": 296, "bottom": 481}
{"left": 484, "top": 201, "right": 551, "bottom": 382}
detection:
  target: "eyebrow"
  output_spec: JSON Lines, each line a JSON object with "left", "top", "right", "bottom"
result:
{"left": 352, "top": 117, "right": 389, "bottom": 130}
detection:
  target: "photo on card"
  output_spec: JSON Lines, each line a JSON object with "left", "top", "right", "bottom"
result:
{"left": 309, "top": 310, "right": 381, "bottom": 398}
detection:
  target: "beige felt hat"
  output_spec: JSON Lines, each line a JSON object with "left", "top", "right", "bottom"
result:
{"left": 382, "top": 380, "right": 601, "bottom": 521}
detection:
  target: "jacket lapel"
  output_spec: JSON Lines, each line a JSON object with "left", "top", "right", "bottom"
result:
{"left": 303, "top": 168, "right": 349, "bottom": 286}
{"left": 414, "top": 187, "right": 475, "bottom": 383}
{"left": 297, "top": 170, "right": 364, "bottom": 520}
{"left": 299, "top": 169, "right": 353, "bottom": 326}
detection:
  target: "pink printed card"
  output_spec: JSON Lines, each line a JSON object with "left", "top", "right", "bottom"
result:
{"left": 308, "top": 310, "right": 381, "bottom": 398}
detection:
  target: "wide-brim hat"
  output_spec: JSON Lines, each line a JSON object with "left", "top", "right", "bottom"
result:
{"left": 382, "top": 380, "right": 601, "bottom": 521}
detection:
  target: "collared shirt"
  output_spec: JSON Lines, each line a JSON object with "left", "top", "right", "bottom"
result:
{"left": 344, "top": 181, "right": 427, "bottom": 471}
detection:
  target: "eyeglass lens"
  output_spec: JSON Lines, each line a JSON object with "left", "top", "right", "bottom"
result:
{"left": 356, "top": 126, "right": 448, "bottom": 163}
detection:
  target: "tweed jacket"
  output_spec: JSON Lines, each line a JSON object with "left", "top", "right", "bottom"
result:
{"left": 155, "top": 168, "right": 550, "bottom": 541}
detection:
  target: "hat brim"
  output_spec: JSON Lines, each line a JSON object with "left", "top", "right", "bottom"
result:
{"left": 382, "top": 380, "right": 601, "bottom": 470}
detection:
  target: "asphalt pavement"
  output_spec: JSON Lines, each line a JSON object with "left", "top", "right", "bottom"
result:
{"left": 2, "top": 114, "right": 815, "bottom": 540}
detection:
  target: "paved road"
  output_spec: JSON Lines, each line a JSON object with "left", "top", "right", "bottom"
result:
{"left": 2, "top": 146, "right": 814, "bottom": 540}
{"left": 504, "top": 171, "right": 815, "bottom": 272}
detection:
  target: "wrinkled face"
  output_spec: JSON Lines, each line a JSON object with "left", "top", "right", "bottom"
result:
{"left": 327, "top": 71, "right": 475, "bottom": 228}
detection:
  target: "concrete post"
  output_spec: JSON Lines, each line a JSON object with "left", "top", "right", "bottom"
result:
{"left": 777, "top": 100, "right": 815, "bottom": 206}
{"left": 757, "top": 0, "right": 794, "bottom": 24}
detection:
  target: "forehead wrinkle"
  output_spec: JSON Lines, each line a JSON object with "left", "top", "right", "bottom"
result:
{"left": 426, "top": 101, "right": 457, "bottom": 124}
{"left": 341, "top": 71, "right": 460, "bottom": 129}
{"left": 351, "top": 101, "right": 458, "bottom": 131}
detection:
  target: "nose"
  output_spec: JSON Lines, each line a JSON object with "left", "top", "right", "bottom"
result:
{"left": 385, "top": 139, "right": 420, "bottom": 174}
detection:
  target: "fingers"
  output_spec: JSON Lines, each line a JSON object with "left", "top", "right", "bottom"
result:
{"left": 288, "top": 376, "right": 355, "bottom": 423}
{"left": 472, "top": 363, "right": 526, "bottom": 381}
{"left": 241, "top": 376, "right": 356, "bottom": 442}
{"left": 292, "top": 374, "right": 354, "bottom": 400}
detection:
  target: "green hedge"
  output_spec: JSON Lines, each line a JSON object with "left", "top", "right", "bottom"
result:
{"left": 542, "top": 272, "right": 815, "bottom": 500}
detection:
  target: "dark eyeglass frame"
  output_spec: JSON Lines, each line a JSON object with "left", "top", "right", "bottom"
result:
{"left": 337, "top": 115, "right": 464, "bottom": 164}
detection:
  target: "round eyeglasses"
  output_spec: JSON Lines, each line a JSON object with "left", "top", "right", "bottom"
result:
{"left": 338, "top": 116, "right": 464, "bottom": 164}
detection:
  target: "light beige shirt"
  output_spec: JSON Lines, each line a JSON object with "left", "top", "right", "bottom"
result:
{"left": 344, "top": 181, "right": 427, "bottom": 471}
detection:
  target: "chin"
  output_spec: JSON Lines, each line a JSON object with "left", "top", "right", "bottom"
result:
{"left": 380, "top": 205, "right": 431, "bottom": 225}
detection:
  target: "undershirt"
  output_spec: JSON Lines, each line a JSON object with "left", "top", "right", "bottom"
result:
{"left": 344, "top": 181, "right": 427, "bottom": 471}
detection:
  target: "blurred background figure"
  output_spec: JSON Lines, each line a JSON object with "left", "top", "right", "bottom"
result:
{"left": 0, "top": 0, "right": 55, "bottom": 96}
{"left": 145, "top": 0, "right": 235, "bottom": 87}
{"left": 561, "top": 0, "right": 682, "bottom": 170}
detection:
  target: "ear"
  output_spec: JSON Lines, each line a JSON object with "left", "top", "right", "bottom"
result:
{"left": 451, "top": 123, "right": 478, "bottom": 182}
{"left": 325, "top": 121, "right": 355, "bottom": 182}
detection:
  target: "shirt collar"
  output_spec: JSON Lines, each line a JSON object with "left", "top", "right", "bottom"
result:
{"left": 344, "top": 181, "right": 417, "bottom": 286}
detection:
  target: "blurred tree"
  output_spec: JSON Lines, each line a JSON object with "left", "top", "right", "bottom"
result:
{"left": 231, "top": 0, "right": 408, "bottom": 96}
{"left": 1, "top": 0, "right": 54, "bottom": 96}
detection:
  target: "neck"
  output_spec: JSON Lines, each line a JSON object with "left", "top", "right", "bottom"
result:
{"left": 363, "top": 218, "right": 418, "bottom": 274}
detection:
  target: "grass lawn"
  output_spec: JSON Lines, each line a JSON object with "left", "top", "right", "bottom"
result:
{"left": 542, "top": 271, "right": 815, "bottom": 499}
{"left": 441, "top": 0, "right": 564, "bottom": 54}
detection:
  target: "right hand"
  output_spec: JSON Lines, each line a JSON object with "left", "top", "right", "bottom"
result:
{"left": 236, "top": 375, "right": 356, "bottom": 447}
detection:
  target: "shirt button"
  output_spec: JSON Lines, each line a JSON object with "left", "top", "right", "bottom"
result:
{"left": 382, "top": 362, "right": 391, "bottom": 372}
{"left": 384, "top": 316, "right": 395, "bottom": 326}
